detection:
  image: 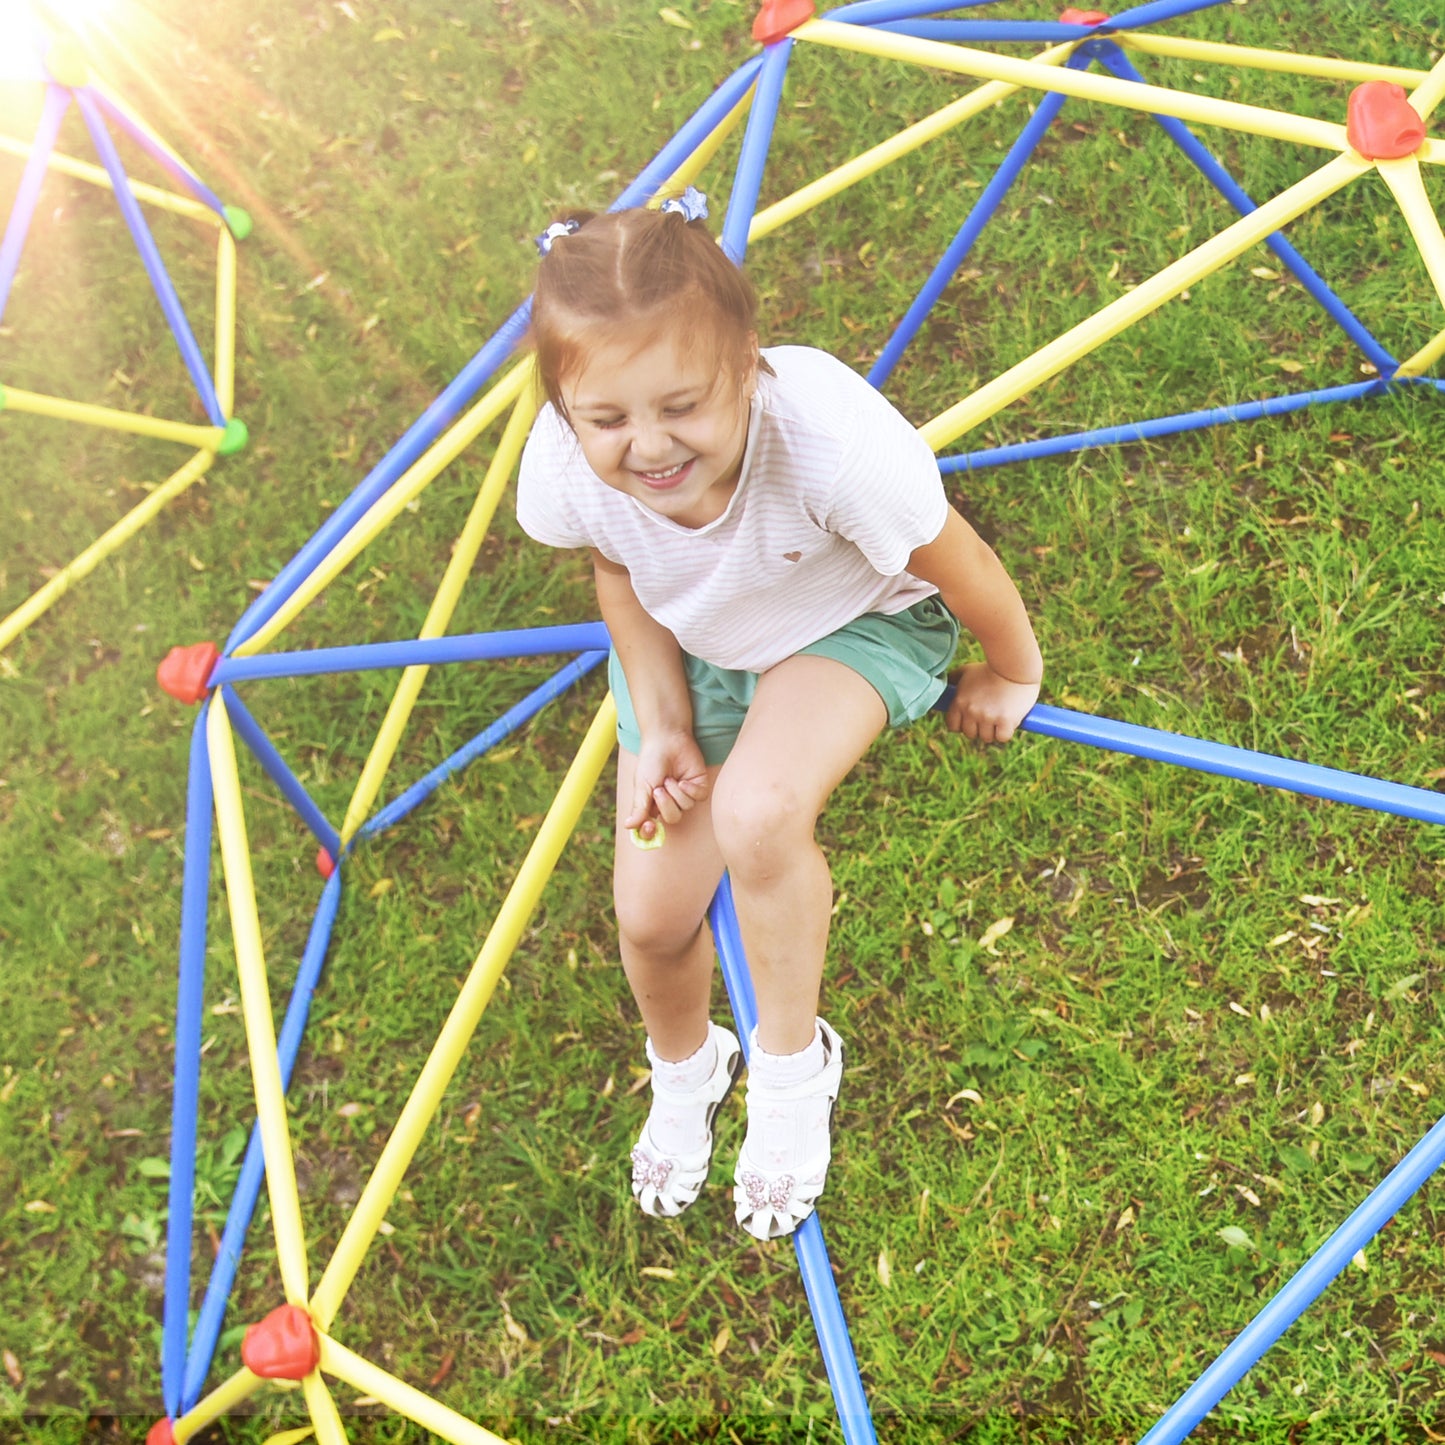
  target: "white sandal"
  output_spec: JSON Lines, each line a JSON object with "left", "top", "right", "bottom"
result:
{"left": 630, "top": 1022, "right": 743, "bottom": 1218}
{"left": 733, "top": 1018, "right": 844, "bottom": 1241}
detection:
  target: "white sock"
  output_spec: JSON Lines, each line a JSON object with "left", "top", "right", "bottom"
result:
{"left": 645, "top": 1026, "right": 719, "bottom": 1157}
{"left": 746, "top": 1022, "right": 831, "bottom": 1175}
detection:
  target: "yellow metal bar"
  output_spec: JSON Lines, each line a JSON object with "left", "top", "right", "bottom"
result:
{"left": 656, "top": 86, "right": 755, "bottom": 202}
{"left": 1376, "top": 158, "right": 1445, "bottom": 378}
{"left": 0, "top": 134, "right": 219, "bottom": 224}
{"left": 215, "top": 227, "right": 238, "bottom": 418}
{"left": 1393, "top": 327, "right": 1445, "bottom": 380}
{"left": 170, "top": 1367, "right": 264, "bottom": 1444}
{"left": 310, "top": 695, "right": 618, "bottom": 1330}
{"left": 1118, "top": 34, "right": 1428, "bottom": 88}
{"left": 337, "top": 384, "right": 539, "bottom": 845}
{"left": 207, "top": 695, "right": 311, "bottom": 1306}
{"left": 317, "top": 1337, "right": 513, "bottom": 1445}
{"left": 0, "top": 448, "right": 214, "bottom": 651}
{"left": 795, "top": 18, "right": 1349, "bottom": 152}
{"left": 750, "top": 41, "right": 1076, "bottom": 243}
{"left": 232, "top": 361, "right": 531, "bottom": 657}
{"left": 300, "top": 1371, "right": 350, "bottom": 1445}
{"left": 1408, "top": 49, "right": 1445, "bottom": 122}
{"left": 2, "top": 385, "right": 226, "bottom": 448}
{"left": 919, "top": 152, "right": 1367, "bottom": 452}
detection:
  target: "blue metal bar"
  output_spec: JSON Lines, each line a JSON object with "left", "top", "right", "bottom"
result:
{"left": 878, "top": 21, "right": 1106, "bottom": 41}
{"left": 828, "top": 0, "right": 1013, "bottom": 25}
{"left": 225, "top": 55, "right": 763, "bottom": 656}
{"left": 709, "top": 877, "right": 878, "bottom": 1445}
{"left": 937, "top": 380, "right": 1384, "bottom": 472}
{"left": 1015, "top": 703, "right": 1445, "bottom": 827}
{"left": 181, "top": 869, "right": 343, "bottom": 1410}
{"left": 160, "top": 705, "right": 213, "bottom": 1419}
{"left": 1101, "top": 0, "right": 1232, "bottom": 31}
{"left": 212, "top": 622, "right": 612, "bottom": 685}
{"left": 1093, "top": 43, "right": 1397, "bottom": 374}
{"left": 869, "top": 63, "right": 1082, "bottom": 390}
{"left": 219, "top": 685, "right": 341, "bottom": 859}
{"left": 357, "top": 650, "right": 609, "bottom": 845}
{"left": 1139, "top": 1108, "right": 1445, "bottom": 1445}
{"left": 0, "top": 84, "right": 69, "bottom": 324}
{"left": 91, "top": 89, "right": 227, "bottom": 219}
{"left": 721, "top": 41, "right": 792, "bottom": 266}
{"left": 71, "top": 88, "right": 225, "bottom": 426}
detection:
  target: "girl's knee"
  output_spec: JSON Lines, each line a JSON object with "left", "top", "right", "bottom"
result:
{"left": 614, "top": 883, "right": 707, "bottom": 962}
{"left": 711, "top": 775, "right": 814, "bottom": 877}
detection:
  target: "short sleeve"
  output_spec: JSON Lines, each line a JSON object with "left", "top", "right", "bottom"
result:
{"left": 516, "top": 405, "right": 596, "bottom": 550}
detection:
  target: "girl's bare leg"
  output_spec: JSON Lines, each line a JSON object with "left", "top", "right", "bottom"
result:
{"left": 710, "top": 655, "right": 888, "bottom": 1054}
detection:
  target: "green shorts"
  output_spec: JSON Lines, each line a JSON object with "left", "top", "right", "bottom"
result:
{"left": 610, "top": 595, "right": 961, "bottom": 766}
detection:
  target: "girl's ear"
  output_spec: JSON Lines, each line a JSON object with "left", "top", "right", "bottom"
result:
{"left": 742, "top": 331, "right": 761, "bottom": 395}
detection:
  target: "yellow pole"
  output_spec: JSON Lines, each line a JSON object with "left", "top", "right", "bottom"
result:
{"left": 1408, "top": 49, "right": 1445, "bottom": 121}
{"left": 1376, "top": 157, "right": 1445, "bottom": 378}
{"left": 750, "top": 41, "right": 1076, "bottom": 243}
{"left": 310, "top": 696, "right": 618, "bottom": 1330}
{"left": 337, "top": 385, "right": 539, "bottom": 846}
{"left": 0, "top": 135, "right": 219, "bottom": 224}
{"left": 215, "top": 227, "right": 238, "bottom": 418}
{"left": 795, "top": 18, "right": 1349, "bottom": 152}
{"left": 300, "top": 1371, "right": 350, "bottom": 1445}
{"left": 1118, "top": 34, "right": 1428, "bottom": 89}
{"left": 2, "top": 385, "right": 225, "bottom": 448}
{"left": 232, "top": 362, "right": 531, "bottom": 657}
{"left": 317, "top": 1337, "right": 514, "bottom": 1445}
{"left": 207, "top": 695, "right": 312, "bottom": 1306}
{"left": 919, "top": 152, "right": 1368, "bottom": 452}
{"left": 0, "top": 448, "right": 215, "bottom": 651}
{"left": 170, "top": 1367, "right": 264, "bottom": 1444}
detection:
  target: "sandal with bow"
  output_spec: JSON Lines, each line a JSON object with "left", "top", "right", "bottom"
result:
{"left": 733, "top": 1018, "right": 844, "bottom": 1241}
{"left": 630, "top": 1022, "right": 743, "bottom": 1218}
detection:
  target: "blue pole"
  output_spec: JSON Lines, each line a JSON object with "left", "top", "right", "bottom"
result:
{"left": 0, "top": 84, "right": 69, "bottom": 325}
{"left": 160, "top": 705, "right": 214, "bottom": 1418}
{"left": 91, "top": 90, "right": 228, "bottom": 219}
{"left": 212, "top": 622, "right": 612, "bottom": 685}
{"left": 1014, "top": 703, "right": 1445, "bottom": 827}
{"left": 868, "top": 69, "right": 1080, "bottom": 390}
{"left": 877, "top": 21, "right": 1110, "bottom": 41}
{"left": 357, "top": 651, "right": 608, "bottom": 845}
{"left": 709, "top": 877, "right": 878, "bottom": 1445}
{"left": 1091, "top": 43, "right": 1397, "bottom": 374}
{"left": 71, "top": 88, "right": 226, "bottom": 426}
{"left": 181, "top": 870, "right": 343, "bottom": 1410}
{"left": 219, "top": 686, "right": 341, "bottom": 859}
{"left": 721, "top": 42, "right": 792, "bottom": 266}
{"left": 828, "top": 0, "right": 1013, "bottom": 24}
{"left": 1139, "top": 1109, "right": 1445, "bottom": 1445}
{"left": 936, "top": 380, "right": 1384, "bottom": 472}
{"left": 1101, "top": 0, "right": 1232, "bottom": 31}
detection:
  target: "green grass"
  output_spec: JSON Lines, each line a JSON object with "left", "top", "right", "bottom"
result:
{"left": 4, "top": 0, "right": 1445, "bottom": 1441}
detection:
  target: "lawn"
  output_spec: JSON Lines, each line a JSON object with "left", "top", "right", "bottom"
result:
{"left": 3, "top": 1, "right": 1445, "bottom": 1442}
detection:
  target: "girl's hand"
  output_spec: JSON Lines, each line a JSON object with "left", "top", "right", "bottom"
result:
{"left": 944, "top": 661, "right": 1040, "bottom": 744}
{"left": 626, "top": 729, "right": 711, "bottom": 839}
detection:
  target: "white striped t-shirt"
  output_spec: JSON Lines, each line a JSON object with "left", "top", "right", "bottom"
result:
{"left": 515, "top": 345, "right": 949, "bottom": 673}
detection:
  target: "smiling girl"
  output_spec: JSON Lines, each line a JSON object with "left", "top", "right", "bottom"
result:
{"left": 516, "top": 193, "right": 1042, "bottom": 1240}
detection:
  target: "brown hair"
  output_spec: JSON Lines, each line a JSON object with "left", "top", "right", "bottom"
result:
{"left": 529, "top": 206, "right": 765, "bottom": 421}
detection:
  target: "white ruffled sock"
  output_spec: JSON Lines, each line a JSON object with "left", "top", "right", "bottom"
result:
{"left": 745, "top": 1022, "right": 830, "bottom": 1174}
{"left": 645, "top": 1026, "right": 720, "bottom": 1157}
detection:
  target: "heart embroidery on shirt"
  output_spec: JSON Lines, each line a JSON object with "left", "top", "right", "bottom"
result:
{"left": 783, "top": 551, "right": 802, "bottom": 563}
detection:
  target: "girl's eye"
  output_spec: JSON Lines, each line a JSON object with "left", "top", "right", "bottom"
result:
{"left": 663, "top": 404, "right": 696, "bottom": 418}
{"left": 591, "top": 417, "right": 626, "bottom": 430}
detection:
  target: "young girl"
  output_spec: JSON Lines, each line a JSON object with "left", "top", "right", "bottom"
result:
{"left": 516, "top": 192, "right": 1042, "bottom": 1241}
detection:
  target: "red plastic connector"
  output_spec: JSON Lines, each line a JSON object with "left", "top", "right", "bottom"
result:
{"left": 1346, "top": 81, "right": 1426, "bottom": 160}
{"left": 145, "top": 1420, "right": 177, "bottom": 1445}
{"left": 753, "top": 0, "right": 815, "bottom": 45}
{"left": 241, "top": 1303, "right": 321, "bottom": 1380}
{"left": 316, "top": 846, "right": 336, "bottom": 879}
{"left": 157, "top": 641, "right": 220, "bottom": 705}
{"left": 1059, "top": 7, "right": 1109, "bottom": 24}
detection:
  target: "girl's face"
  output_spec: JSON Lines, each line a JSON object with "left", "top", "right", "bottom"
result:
{"left": 559, "top": 325, "right": 756, "bottom": 530}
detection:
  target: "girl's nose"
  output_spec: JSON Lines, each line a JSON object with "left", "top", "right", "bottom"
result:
{"left": 629, "top": 422, "right": 672, "bottom": 464}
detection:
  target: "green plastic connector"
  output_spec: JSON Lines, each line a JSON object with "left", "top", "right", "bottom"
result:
{"left": 217, "top": 417, "right": 249, "bottom": 456}
{"left": 223, "top": 205, "right": 253, "bottom": 241}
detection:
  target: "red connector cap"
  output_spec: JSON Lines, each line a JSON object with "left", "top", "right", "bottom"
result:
{"left": 241, "top": 1303, "right": 321, "bottom": 1380}
{"left": 145, "top": 1420, "right": 177, "bottom": 1445}
{"left": 157, "top": 641, "right": 220, "bottom": 705}
{"left": 316, "top": 846, "right": 336, "bottom": 879}
{"left": 1059, "top": 8, "right": 1109, "bottom": 24}
{"left": 753, "top": 0, "right": 814, "bottom": 45}
{"left": 1346, "top": 81, "right": 1426, "bottom": 160}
